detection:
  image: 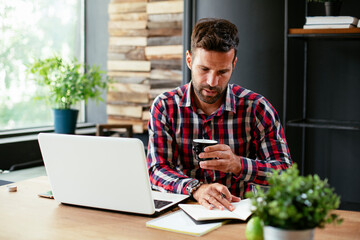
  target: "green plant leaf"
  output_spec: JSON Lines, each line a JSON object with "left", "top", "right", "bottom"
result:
{"left": 246, "top": 163, "right": 343, "bottom": 230}
{"left": 26, "top": 55, "right": 109, "bottom": 109}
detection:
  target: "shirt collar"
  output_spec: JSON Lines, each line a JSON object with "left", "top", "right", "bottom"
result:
{"left": 179, "top": 82, "right": 192, "bottom": 108}
{"left": 179, "top": 81, "right": 236, "bottom": 114}
{"left": 224, "top": 83, "right": 236, "bottom": 113}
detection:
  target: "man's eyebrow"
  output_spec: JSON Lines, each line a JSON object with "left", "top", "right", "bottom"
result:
{"left": 197, "top": 65, "right": 209, "bottom": 69}
{"left": 197, "top": 65, "right": 231, "bottom": 71}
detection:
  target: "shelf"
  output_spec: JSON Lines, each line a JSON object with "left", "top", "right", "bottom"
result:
{"left": 286, "top": 119, "right": 360, "bottom": 131}
{"left": 288, "top": 28, "right": 360, "bottom": 38}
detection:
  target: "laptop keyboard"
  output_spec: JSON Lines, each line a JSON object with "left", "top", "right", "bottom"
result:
{"left": 154, "top": 199, "right": 172, "bottom": 209}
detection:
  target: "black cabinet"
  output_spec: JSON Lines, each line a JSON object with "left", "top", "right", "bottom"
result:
{"left": 283, "top": 0, "right": 360, "bottom": 211}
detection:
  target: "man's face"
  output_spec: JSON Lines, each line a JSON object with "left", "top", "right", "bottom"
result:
{"left": 186, "top": 48, "right": 237, "bottom": 105}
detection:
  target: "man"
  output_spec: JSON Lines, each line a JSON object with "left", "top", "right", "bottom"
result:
{"left": 147, "top": 18, "right": 292, "bottom": 211}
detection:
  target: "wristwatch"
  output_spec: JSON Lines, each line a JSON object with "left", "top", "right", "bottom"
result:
{"left": 186, "top": 179, "right": 203, "bottom": 197}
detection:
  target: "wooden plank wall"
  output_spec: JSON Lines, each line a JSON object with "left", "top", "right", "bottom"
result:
{"left": 107, "top": 0, "right": 183, "bottom": 133}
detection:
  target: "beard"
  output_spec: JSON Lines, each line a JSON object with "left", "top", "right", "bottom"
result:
{"left": 192, "top": 80, "right": 226, "bottom": 104}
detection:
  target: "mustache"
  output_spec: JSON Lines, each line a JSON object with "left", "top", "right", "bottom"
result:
{"left": 201, "top": 85, "right": 220, "bottom": 91}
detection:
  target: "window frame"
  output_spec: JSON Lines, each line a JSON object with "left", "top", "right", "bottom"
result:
{"left": 0, "top": 0, "right": 96, "bottom": 171}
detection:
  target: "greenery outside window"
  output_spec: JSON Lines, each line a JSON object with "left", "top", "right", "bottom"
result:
{"left": 0, "top": 0, "right": 84, "bottom": 131}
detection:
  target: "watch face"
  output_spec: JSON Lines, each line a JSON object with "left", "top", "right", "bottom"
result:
{"left": 190, "top": 180, "right": 199, "bottom": 187}
{"left": 187, "top": 180, "right": 199, "bottom": 192}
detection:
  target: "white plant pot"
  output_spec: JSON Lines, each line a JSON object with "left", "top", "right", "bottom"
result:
{"left": 264, "top": 226, "right": 314, "bottom": 240}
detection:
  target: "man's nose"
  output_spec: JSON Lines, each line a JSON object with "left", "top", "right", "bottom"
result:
{"left": 206, "top": 72, "right": 218, "bottom": 87}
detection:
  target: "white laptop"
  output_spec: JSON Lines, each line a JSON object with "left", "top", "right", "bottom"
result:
{"left": 38, "top": 133, "right": 189, "bottom": 215}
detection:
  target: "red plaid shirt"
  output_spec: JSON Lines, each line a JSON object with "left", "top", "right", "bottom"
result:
{"left": 147, "top": 82, "right": 292, "bottom": 198}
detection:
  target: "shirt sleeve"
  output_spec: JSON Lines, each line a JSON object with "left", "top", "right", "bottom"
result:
{"left": 147, "top": 96, "right": 193, "bottom": 195}
{"left": 234, "top": 97, "right": 292, "bottom": 185}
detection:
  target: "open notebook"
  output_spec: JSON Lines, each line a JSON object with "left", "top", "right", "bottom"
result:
{"left": 179, "top": 198, "right": 253, "bottom": 221}
{"left": 38, "top": 133, "right": 188, "bottom": 215}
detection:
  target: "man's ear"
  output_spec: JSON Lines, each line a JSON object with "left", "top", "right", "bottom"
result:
{"left": 186, "top": 50, "right": 192, "bottom": 70}
{"left": 232, "top": 57, "right": 237, "bottom": 69}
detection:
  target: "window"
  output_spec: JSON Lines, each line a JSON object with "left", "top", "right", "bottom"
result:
{"left": 0, "top": 0, "right": 84, "bottom": 131}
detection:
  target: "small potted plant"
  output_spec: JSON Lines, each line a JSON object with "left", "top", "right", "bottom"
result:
{"left": 27, "top": 55, "right": 109, "bottom": 134}
{"left": 246, "top": 164, "right": 342, "bottom": 240}
{"left": 307, "top": 0, "right": 343, "bottom": 16}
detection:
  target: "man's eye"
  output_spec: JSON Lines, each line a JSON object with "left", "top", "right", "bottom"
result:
{"left": 201, "top": 68, "right": 209, "bottom": 71}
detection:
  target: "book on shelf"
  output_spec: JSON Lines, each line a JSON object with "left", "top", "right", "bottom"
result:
{"left": 178, "top": 198, "right": 253, "bottom": 222}
{"left": 305, "top": 16, "right": 359, "bottom": 25}
{"left": 146, "top": 210, "right": 226, "bottom": 237}
{"left": 303, "top": 24, "right": 356, "bottom": 29}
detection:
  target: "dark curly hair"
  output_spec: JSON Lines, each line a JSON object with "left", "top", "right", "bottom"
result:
{"left": 191, "top": 18, "right": 239, "bottom": 62}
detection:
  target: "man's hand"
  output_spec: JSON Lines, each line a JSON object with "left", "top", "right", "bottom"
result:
{"left": 198, "top": 144, "right": 242, "bottom": 176}
{"left": 192, "top": 183, "right": 241, "bottom": 211}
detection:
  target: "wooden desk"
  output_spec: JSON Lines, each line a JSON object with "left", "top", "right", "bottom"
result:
{"left": 1, "top": 177, "right": 359, "bottom": 240}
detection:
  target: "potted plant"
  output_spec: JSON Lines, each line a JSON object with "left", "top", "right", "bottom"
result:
{"left": 27, "top": 55, "right": 109, "bottom": 134}
{"left": 307, "top": 0, "right": 343, "bottom": 16}
{"left": 246, "top": 164, "right": 342, "bottom": 240}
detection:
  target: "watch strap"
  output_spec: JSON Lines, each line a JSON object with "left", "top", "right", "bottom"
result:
{"left": 186, "top": 180, "right": 203, "bottom": 197}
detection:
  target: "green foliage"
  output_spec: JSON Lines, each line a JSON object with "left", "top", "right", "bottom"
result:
{"left": 0, "top": 1, "right": 82, "bottom": 130}
{"left": 0, "top": 96, "right": 53, "bottom": 129}
{"left": 246, "top": 164, "right": 343, "bottom": 230}
{"left": 27, "top": 55, "right": 110, "bottom": 109}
